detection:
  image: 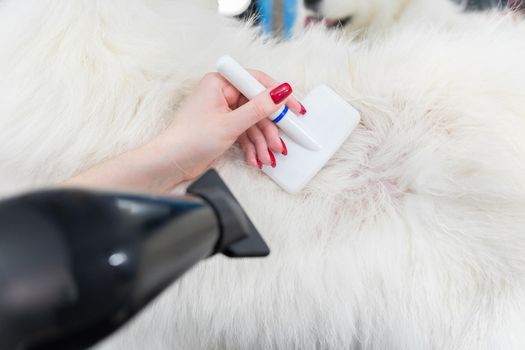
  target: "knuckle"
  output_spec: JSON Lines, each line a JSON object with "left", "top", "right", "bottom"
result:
{"left": 260, "top": 122, "right": 276, "bottom": 134}
{"left": 200, "top": 72, "right": 219, "bottom": 86}
{"left": 251, "top": 100, "right": 268, "bottom": 121}
{"left": 253, "top": 135, "right": 265, "bottom": 145}
{"left": 248, "top": 130, "right": 264, "bottom": 144}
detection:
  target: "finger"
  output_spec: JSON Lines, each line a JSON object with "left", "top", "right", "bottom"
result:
{"left": 236, "top": 94, "right": 249, "bottom": 107}
{"left": 229, "top": 82, "right": 293, "bottom": 132}
{"left": 247, "top": 69, "right": 280, "bottom": 88}
{"left": 247, "top": 125, "right": 275, "bottom": 167}
{"left": 200, "top": 72, "right": 242, "bottom": 109}
{"left": 238, "top": 133, "right": 260, "bottom": 168}
{"left": 222, "top": 84, "right": 242, "bottom": 109}
{"left": 248, "top": 69, "right": 307, "bottom": 116}
{"left": 257, "top": 119, "right": 284, "bottom": 155}
{"left": 286, "top": 94, "right": 307, "bottom": 116}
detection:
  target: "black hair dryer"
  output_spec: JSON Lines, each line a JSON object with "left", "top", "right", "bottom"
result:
{"left": 0, "top": 169, "right": 269, "bottom": 350}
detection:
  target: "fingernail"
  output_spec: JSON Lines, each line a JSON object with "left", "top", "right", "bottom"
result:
{"left": 256, "top": 158, "right": 262, "bottom": 169}
{"left": 280, "top": 138, "right": 288, "bottom": 156}
{"left": 270, "top": 83, "right": 292, "bottom": 104}
{"left": 268, "top": 149, "right": 276, "bottom": 168}
{"left": 299, "top": 103, "right": 307, "bottom": 115}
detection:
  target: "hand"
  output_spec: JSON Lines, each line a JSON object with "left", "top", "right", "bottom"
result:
{"left": 236, "top": 71, "right": 307, "bottom": 169}
{"left": 62, "top": 70, "right": 306, "bottom": 193}
{"left": 152, "top": 70, "right": 306, "bottom": 180}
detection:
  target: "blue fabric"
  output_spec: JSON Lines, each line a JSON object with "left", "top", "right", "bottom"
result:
{"left": 257, "top": 0, "right": 297, "bottom": 38}
{"left": 283, "top": 0, "right": 297, "bottom": 38}
{"left": 257, "top": 0, "right": 273, "bottom": 34}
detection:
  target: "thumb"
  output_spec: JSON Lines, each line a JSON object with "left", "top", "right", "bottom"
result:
{"left": 229, "top": 82, "right": 293, "bottom": 132}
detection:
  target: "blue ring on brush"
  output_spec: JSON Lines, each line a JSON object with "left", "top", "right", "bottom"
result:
{"left": 272, "top": 106, "right": 288, "bottom": 123}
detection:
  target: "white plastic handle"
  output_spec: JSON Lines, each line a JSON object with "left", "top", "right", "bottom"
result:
{"left": 216, "top": 55, "right": 321, "bottom": 151}
{"left": 216, "top": 55, "right": 265, "bottom": 99}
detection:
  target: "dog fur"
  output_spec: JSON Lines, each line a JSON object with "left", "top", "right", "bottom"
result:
{"left": 296, "top": 0, "right": 522, "bottom": 39}
{"left": 1, "top": 0, "right": 525, "bottom": 349}
{"left": 297, "top": 0, "right": 462, "bottom": 38}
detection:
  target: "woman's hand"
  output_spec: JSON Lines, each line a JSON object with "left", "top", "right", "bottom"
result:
{"left": 152, "top": 70, "right": 306, "bottom": 179}
{"left": 63, "top": 70, "right": 306, "bottom": 193}
{"left": 235, "top": 71, "right": 306, "bottom": 168}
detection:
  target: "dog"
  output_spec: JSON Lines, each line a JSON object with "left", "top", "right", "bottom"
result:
{"left": 1, "top": 0, "right": 525, "bottom": 349}
{"left": 297, "top": 0, "right": 462, "bottom": 38}
{"left": 296, "top": 0, "right": 523, "bottom": 38}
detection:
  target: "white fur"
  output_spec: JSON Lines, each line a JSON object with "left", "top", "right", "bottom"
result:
{"left": 1, "top": 1, "right": 525, "bottom": 349}
{"left": 296, "top": 0, "right": 511, "bottom": 38}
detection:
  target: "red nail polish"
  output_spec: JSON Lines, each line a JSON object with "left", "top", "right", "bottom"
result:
{"left": 299, "top": 103, "right": 307, "bottom": 115}
{"left": 270, "top": 83, "right": 292, "bottom": 104}
{"left": 268, "top": 149, "right": 276, "bottom": 168}
{"left": 280, "top": 138, "right": 288, "bottom": 156}
{"left": 256, "top": 159, "right": 262, "bottom": 169}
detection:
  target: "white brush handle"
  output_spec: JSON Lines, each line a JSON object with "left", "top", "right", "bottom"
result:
{"left": 216, "top": 55, "right": 321, "bottom": 151}
{"left": 216, "top": 56, "right": 265, "bottom": 99}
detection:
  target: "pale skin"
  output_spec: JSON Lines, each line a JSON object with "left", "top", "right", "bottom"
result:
{"left": 62, "top": 70, "right": 306, "bottom": 193}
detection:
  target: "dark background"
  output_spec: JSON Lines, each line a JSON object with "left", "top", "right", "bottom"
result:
{"left": 238, "top": 0, "right": 512, "bottom": 22}
{"left": 458, "top": 0, "right": 509, "bottom": 10}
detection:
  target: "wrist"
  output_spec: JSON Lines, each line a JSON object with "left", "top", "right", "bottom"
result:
{"left": 136, "top": 133, "right": 191, "bottom": 191}
{"left": 145, "top": 124, "right": 223, "bottom": 186}
{"left": 61, "top": 143, "right": 187, "bottom": 194}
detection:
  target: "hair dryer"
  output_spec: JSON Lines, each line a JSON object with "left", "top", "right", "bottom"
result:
{"left": 0, "top": 169, "right": 269, "bottom": 350}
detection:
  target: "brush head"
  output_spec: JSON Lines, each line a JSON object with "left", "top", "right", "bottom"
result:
{"left": 262, "top": 85, "right": 360, "bottom": 193}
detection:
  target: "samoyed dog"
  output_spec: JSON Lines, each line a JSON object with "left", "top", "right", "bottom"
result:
{"left": 1, "top": 0, "right": 525, "bottom": 349}
{"left": 297, "top": 0, "right": 521, "bottom": 38}
{"left": 297, "top": 0, "right": 462, "bottom": 38}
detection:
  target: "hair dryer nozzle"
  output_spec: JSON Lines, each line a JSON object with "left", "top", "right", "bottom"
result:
{"left": 188, "top": 169, "right": 269, "bottom": 257}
